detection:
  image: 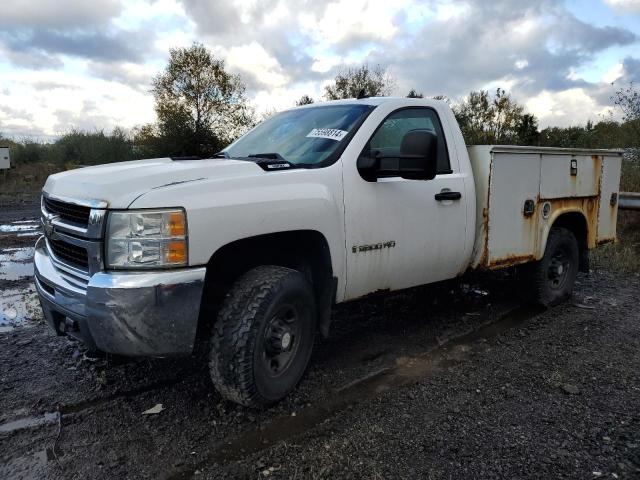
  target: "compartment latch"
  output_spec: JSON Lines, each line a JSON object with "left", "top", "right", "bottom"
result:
{"left": 570, "top": 158, "right": 578, "bottom": 176}
{"left": 523, "top": 199, "right": 535, "bottom": 216}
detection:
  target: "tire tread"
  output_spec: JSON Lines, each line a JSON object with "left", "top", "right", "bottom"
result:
{"left": 209, "top": 266, "right": 305, "bottom": 407}
{"left": 521, "top": 227, "right": 579, "bottom": 307}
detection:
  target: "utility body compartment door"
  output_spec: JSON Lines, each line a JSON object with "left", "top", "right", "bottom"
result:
{"left": 342, "top": 106, "right": 468, "bottom": 300}
{"left": 540, "top": 154, "right": 600, "bottom": 199}
{"left": 468, "top": 145, "right": 623, "bottom": 270}
{"left": 486, "top": 151, "right": 541, "bottom": 266}
{"left": 597, "top": 155, "right": 622, "bottom": 244}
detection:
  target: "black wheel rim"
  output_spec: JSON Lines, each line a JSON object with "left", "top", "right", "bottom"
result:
{"left": 261, "top": 304, "right": 301, "bottom": 378}
{"left": 547, "top": 246, "right": 571, "bottom": 290}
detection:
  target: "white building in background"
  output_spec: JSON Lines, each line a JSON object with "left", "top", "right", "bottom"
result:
{"left": 0, "top": 147, "right": 9, "bottom": 169}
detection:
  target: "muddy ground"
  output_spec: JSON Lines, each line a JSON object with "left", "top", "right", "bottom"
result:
{"left": 1, "top": 197, "right": 639, "bottom": 479}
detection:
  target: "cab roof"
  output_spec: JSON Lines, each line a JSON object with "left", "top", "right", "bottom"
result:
{"left": 294, "top": 96, "right": 446, "bottom": 108}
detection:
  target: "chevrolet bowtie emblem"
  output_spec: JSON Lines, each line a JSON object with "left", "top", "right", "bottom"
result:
{"left": 43, "top": 215, "right": 59, "bottom": 237}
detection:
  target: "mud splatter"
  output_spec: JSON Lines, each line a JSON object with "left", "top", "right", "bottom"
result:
{"left": 0, "top": 285, "right": 41, "bottom": 332}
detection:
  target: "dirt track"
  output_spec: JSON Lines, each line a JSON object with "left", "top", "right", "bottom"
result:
{"left": 1, "top": 198, "right": 639, "bottom": 479}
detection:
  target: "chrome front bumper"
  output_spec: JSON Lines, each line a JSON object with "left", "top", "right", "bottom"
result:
{"left": 34, "top": 236, "right": 207, "bottom": 356}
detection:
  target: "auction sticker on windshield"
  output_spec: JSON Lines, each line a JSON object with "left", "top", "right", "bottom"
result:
{"left": 306, "top": 128, "right": 348, "bottom": 141}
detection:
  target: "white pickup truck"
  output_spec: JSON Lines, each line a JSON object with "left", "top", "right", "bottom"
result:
{"left": 35, "top": 97, "right": 622, "bottom": 407}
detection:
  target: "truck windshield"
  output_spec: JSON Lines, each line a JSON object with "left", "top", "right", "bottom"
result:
{"left": 223, "top": 104, "right": 374, "bottom": 166}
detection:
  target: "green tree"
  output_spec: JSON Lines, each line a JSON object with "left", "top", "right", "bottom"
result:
{"left": 516, "top": 113, "right": 539, "bottom": 145}
{"left": 613, "top": 82, "right": 640, "bottom": 150}
{"left": 406, "top": 89, "right": 424, "bottom": 98}
{"left": 613, "top": 81, "right": 640, "bottom": 123}
{"left": 324, "top": 64, "right": 395, "bottom": 100}
{"left": 296, "top": 95, "right": 315, "bottom": 106}
{"left": 145, "top": 43, "right": 253, "bottom": 157}
{"left": 538, "top": 126, "right": 587, "bottom": 148}
{"left": 453, "top": 88, "right": 538, "bottom": 145}
{"left": 538, "top": 121, "right": 630, "bottom": 150}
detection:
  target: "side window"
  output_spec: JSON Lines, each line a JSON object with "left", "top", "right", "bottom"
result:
{"left": 366, "top": 108, "right": 451, "bottom": 174}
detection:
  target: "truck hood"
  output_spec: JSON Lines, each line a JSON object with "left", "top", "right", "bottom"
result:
{"left": 43, "top": 158, "right": 264, "bottom": 208}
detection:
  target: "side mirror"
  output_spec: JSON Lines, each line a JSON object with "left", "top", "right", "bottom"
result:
{"left": 357, "top": 129, "right": 438, "bottom": 181}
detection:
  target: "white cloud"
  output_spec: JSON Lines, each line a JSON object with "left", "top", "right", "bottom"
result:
{"left": 299, "top": 0, "right": 409, "bottom": 45}
{"left": 251, "top": 81, "right": 324, "bottom": 115}
{"left": 526, "top": 88, "right": 613, "bottom": 127}
{"left": 604, "top": 0, "right": 640, "bottom": 13}
{"left": 0, "top": 69, "right": 154, "bottom": 137}
{"left": 603, "top": 62, "right": 624, "bottom": 83}
{"left": 311, "top": 55, "right": 341, "bottom": 74}
{"left": 434, "top": 1, "right": 470, "bottom": 21}
{"left": 0, "top": 0, "right": 639, "bottom": 139}
{"left": 0, "top": 0, "right": 122, "bottom": 28}
{"left": 154, "top": 28, "right": 196, "bottom": 53}
{"left": 114, "top": 0, "right": 190, "bottom": 29}
{"left": 226, "top": 42, "right": 290, "bottom": 89}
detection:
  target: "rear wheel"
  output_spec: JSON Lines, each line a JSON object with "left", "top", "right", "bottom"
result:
{"left": 520, "top": 227, "right": 579, "bottom": 307}
{"left": 209, "top": 266, "right": 316, "bottom": 407}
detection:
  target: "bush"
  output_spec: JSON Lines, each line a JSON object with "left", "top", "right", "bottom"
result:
{"left": 621, "top": 150, "right": 640, "bottom": 192}
{"left": 1, "top": 128, "right": 138, "bottom": 167}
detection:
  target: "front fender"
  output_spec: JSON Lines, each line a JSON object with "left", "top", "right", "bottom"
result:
{"left": 129, "top": 162, "right": 347, "bottom": 301}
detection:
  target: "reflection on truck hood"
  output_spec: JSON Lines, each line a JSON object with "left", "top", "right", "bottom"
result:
{"left": 43, "top": 158, "right": 264, "bottom": 209}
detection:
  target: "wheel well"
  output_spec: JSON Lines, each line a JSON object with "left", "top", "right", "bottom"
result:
{"left": 551, "top": 212, "right": 589, "bottom": 272}
{"left": 199, "top": 230, "right": 335, "bottom": 336}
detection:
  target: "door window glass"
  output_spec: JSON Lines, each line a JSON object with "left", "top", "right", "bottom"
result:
{"left": 367, "top": 108, "right": 451, "bottom": 174}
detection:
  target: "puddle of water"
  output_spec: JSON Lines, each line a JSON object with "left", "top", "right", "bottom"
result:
{"left": 0, "top": 285, "right": 41, "bottom": 330}
{"left": 0, "top": 247, "right": 34, "bottom": 281}
{"left": 0, "top": 412, "right": 58, "bottom": 434}
{"left": 168, "top": 304, "right": 545, "bottom": 479}
{"left": 0, "top": 248, "right": 33, "bottom": 262}
{"left": 0, "top": 221, "right": 40, "bottom": 234}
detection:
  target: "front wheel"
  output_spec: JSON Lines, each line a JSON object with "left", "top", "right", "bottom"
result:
{"left": 520, "top": 227, "right": 579, "bottom": 307}
{"left": 209, "top": 266, "right": 316, "bottom": 407}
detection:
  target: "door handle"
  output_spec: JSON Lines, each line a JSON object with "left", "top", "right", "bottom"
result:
{"left": 434, "top": 191, "right": 462, "bottom": 201}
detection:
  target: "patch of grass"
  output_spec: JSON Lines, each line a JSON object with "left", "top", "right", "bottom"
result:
{"left": 599, "top": 154, "right": 640, "bottom": 273}
{"left": 0, "top": 163, "right": 63, "bottom": 202}
{"left": 620, "top": 155, "right": 640, "bottom": 192}
{"left": 592, "top": 211, "right": 640, "bottom": 273}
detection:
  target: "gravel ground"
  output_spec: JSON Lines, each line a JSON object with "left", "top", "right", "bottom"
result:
{"left": 0, "top": 197, "right": 638, "bottom": 480}
{"left": 209, "top": 271, "right": 640, "bottom": 480}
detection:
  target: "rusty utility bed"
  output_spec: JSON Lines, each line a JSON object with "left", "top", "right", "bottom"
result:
{"left": 467, "top": 145, "right": 623, "bottom": 270}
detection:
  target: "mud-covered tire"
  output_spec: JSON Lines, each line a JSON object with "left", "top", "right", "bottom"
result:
{"left": 209, "top": 266, "right": 316, "bottom": 408}
{"left": 520, "top": 227, "right": 579, "bottom": 307}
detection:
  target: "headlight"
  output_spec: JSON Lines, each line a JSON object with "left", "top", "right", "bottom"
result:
{"left": 106, "top": 209, "right": 188, "bottom": 269}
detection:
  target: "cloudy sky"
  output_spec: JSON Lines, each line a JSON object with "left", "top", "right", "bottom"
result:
{"left": 1, "top": 0, "right": 639, "bottom": 139}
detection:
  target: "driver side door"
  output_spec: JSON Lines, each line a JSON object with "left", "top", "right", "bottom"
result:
{"left": 342, "top": 107, "right": 467, "bottom": 300}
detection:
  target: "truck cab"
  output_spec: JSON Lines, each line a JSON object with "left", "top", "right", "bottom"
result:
{"left": 35, "top": 97, "right": 621, "bottom": 407}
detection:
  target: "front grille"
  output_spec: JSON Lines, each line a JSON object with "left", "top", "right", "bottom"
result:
{"left": 48, "top": 238, "right": 89, "bottom": 270}
{"left": 44, "top": 197, "right": 91, "bottom": 225}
